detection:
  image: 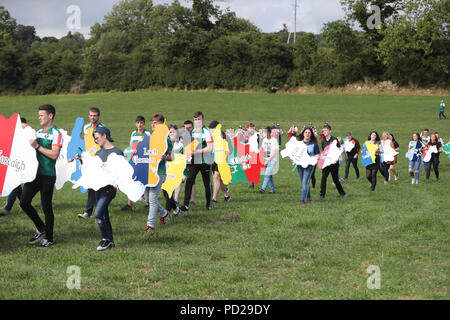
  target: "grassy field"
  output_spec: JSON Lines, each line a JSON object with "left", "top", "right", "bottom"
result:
{"left": 0, "top": 91, "right": 449, "bottom": 300}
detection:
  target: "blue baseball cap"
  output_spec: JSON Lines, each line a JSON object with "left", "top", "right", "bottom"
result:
{"left": 94, "top": 126, "right": 114, "bottom": 142}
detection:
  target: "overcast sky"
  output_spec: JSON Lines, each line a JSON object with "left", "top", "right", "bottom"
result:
{"left": 0, "top": 0, "right": 346, "bottom": 38}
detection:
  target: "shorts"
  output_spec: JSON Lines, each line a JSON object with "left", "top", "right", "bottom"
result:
{"left": 212, "top": 162, "right": 219, "bottom": 173}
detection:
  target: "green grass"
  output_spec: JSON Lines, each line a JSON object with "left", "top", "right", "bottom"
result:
{"left": 0, "top": 91, "right": 449, "bottom": 299}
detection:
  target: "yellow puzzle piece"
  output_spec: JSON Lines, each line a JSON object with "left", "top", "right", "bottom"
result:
{"left": 85, "top": 126, "right": 100, "bottom": 156}
{"left": 213, "top": 124, "right": 232, "bottom": 185}
{"left": 162, "top": 153, "right": 187, "bottom": 198}
{"left": 148, "top": 123, "right": 170, "bottom": 186}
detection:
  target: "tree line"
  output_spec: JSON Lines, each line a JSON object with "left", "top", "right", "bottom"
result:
{"left": 0, "top": 0, "right": 448, "bottom": 95}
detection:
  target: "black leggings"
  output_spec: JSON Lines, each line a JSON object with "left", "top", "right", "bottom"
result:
{"left": 20, "top": 175, "right": 56, "bottom": 242}
{"left": 426, "top": 157, "right": 439, "bottom": 180}
{"left": 184, "top": 164, "right": 212, "bottom": 208}
{"left": 345, "top": 156, "right": 360, "bottom": 179}
{"left": 163, "top": 190, "right": 177, "bottom": 211}
{"left": 366, "top": 164, "right": 378, "bottom": 191}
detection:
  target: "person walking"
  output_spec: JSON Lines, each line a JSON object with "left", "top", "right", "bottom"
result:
{"left": 20, "top": 104, "right": 63, "bottom": 248}
{"left": 363, "top": 131, "right": 382, "bottom": 191}
{"left": 319, "top": 124, "right": 346, "bottom": 199}
{"left": 343, "top": 132, "right": 360, "bottom": 180}
{"left": 296, "top": 127, "right": 320, "bottom": 204}
{"left": 179, "top": 111, "right": 213, "bottom": 212}
{"left": 408, "top": 132, "right": 425, "bottom": 185}
{"left": 78, "top": 107, "right": 105, "bottom": 219}
{"left": 425, "top": 134, "right": 443, "bottom": 182}
{"left": 144, "top": 114, "right": 174, "bottom": 231}
{"left": 259, "top": 126, "right": 279, "bottom": 194}
{"left": 90, "top": 126, "right": 123, "bottom": 251}
{"left": 439, "top": 100, "right": 446, "bottom": 120}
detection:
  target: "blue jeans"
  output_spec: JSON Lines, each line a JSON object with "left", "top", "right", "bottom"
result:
{"left": 409, "top": 159, "right": 422, "bottom": 171}
{"left": 85, "top": 188, "right": 96, "bottom": 215}
{"left": 261, "top": 159, "right": 276, "bottom": 192}
{"left": 94, "top": 186, "right": 117, "bottom": 242}
{"left": 146, "top": 174, "right": 167, "bottom": 228}
{"left": 297, "top": 165, "right": 315, "bottom": 201}
{"left": 5, "top": 185, "right": 22, "bottom": 211}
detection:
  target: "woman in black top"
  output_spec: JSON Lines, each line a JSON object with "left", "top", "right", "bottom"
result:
{"left": 425, "top": 134, "right": 443, "bottom": 182}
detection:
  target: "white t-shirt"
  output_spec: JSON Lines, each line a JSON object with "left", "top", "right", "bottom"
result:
{"left": 262, "top": 137, "right": 279, "bottom": 161}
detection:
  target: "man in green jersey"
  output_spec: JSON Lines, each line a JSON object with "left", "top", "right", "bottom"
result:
{"left": 20, "top": 104, "right": 63, "bottom": 247}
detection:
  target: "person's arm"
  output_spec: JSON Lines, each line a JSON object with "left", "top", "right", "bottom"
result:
{"left": 30, "top": 140, "right": 61, "bottom": 160}
{"left": 354, "top": 140, "right": 360, "bottom": 158}
{"left": 161, "top": 150, "right": 174, "bottom": 162}
{"left": 195, "top": 141, "right": 213, "bottom": 155}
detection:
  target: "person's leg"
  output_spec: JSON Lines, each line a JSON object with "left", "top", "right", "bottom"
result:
{"left": 311, "top": 165, "right": 316, "bottom": 188}
{"left": 20, "top": 178, "right": 46, "bottom": 233}
{"left": 261, "top": 168, "right": 271, "bottom": 192}
{"left": 372, "top": 168, "right": 378, "bottom": 190}
{"left": 199, "top": 164, "right": 212, "bottom": 208}
{"left": 304, "top": 166, "right": 314, "bottom": 200}
{"left": 425, "top": 162, "right": 431, "bottom": 180}
{"left": 320, "top": 166, "right": 331, "bottom": 197}
{"left": 262, "top": 160, "right": 276, "bottom": 192}
{"left": 366, "top": 167, "right": 372, "bottom": 187}
{"left": 330, "top": 163, "right": 345, "bottom": 195}
{"left": 383, "top": 163, "right": 390, "bottom": 182}
{"left": 408, "top": 160, "right": 415, "bottom": 182}
{"left": 173, "top": 183, "right": 182, "bottom": 203}
{"left": 433, "top": 158, "right": 440, "bottom": 180}
{"left": 4, "top": 186, "right": 20, "bottom": 211}
{"left": 190, "top": 184, "right": 196, "bottom": 203}
{"left": 183, "top": 165, "right": 200, "bottom": 207}
{"left": 94, "top": 187, "right": 116, "bottom": 242}
{"left": 297, "top": 166, "right": 305, "bottom": 200}
{"left": 212, "top": 171, "right": 221, "bottom": 201}
{"left": 415, "top": 159, "right": 421, "bottom": 182}
{"left": 39, "top": 176, "right": 56, "bottom": 242}
{"left": 146, "top": 175, "right": 167, "bottom": 228}
{"left": 352, "top": 158, "right": 360, "bottom": 179}
{"left": 344, "top": 157, "right": 351, "bottom": 179}
{"left": 85, "top": 189, "right": 96, "bottom": 215}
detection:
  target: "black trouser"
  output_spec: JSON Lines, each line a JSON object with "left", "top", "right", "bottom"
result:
{"left": 20, "top": 175, "right": 56, "bottom": 242}
{"left": 311, "top": 165, "right": 317, "bottom": 188}
{"left": 439, "top": 111, "right": 446, "bottom": 119}
{"left": 366, "top": 164, "right": 378, "bottom": 191}
{"left": 344, "top": 156, "right": 360, "bottom": 179}
{"left": 380, "top": 162, "right": 390, "bottom": 182}
{"left": 184, "top": 163, "right": 212, "bottom": 208}
{"left": 163, "top": 190, "right": 177, "bottom": 212}
{"left": 320, "top": 163, "right": 345, "bottom": 197}
{"left": 426, "top": 156, "right": 440, "bottom": 180}
{"left": 85, "top": 188, "right": 96, "bottom": 215}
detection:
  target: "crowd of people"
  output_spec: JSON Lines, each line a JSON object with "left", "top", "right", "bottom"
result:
{"left": 0, "top": 101, "right": 447, "bottom": 251}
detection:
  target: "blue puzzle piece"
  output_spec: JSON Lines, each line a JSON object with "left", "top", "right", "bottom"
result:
{"left": 67, "top": 117, "right": 87, "bottom": 193}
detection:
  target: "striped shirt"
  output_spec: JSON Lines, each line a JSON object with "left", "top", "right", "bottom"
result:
{"left": 129, "top": 129, "right": 150, "bottom": 147}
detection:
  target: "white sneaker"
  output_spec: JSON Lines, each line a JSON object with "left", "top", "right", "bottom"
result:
{"left": 78, "top": 212, "right": 91, "bottom": 219}
{"left": 411, "top": 178, "right": 415, "bottom": 184}
{"left": 395, "top": 174, "right": 399, "bottom": 181}
{"left": 415, "top": 179, "right": 419, "bottom": 184}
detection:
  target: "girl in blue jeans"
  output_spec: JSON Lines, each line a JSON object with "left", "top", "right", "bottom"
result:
{"left": 296, "top": 127, "right": 320, "bottom": 204}
{"left": 408, "top": 132, "right": 424, "bottom": 185}
{"left": 260, "top": 127, "right": 279, "bottom": 193}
